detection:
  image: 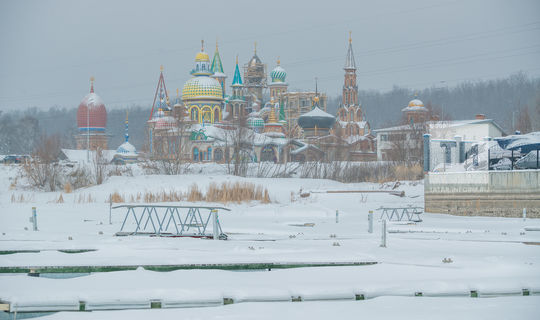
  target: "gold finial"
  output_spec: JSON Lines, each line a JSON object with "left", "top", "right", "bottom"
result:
{"left": 216, "top": 38, "right": 218, "bottom": 51}
{"left": 254, "top": 41, "right": 257, "bottom": 54}
{"left": 349, "top": 31, "right": 352, "bottom": 44}
{"left": 90, "top": 76, "right": 95, "bottom": 82}
{"left": 176, "top": 88, "right": 179, "bottom": 97}
{"left": 125, "top": 110, "right": 129, "bottom": 123}
{"left": 236, "top": 54, "right": 238, "bottom": 64}
{"left": 160, "top": 65, "right": 164, "bottom": 72}
{"left": 201, "top": 39, "right": 204, "bottom": 51}
{"left": 414, "top": 91, "right": 419, "bottom": 98}
{"left": 277, "top": 56, "right": 280, "bottom": 65}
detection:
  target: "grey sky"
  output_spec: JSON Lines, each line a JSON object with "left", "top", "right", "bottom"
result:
{"left": 1, "top": 0, "right": 539, "bottom": 111}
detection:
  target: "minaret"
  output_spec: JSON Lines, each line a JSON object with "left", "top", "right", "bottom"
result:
{"left": 229, "top": 55, "right": 247, "bottom": 118}
{"left": 211, "top": 39, "right": 227, "bottom": 97}
{"left": 269, "top": 57, "right": 288, "bottom": 102}
{"left": 124, "top": 111, "right": 129, "bottom": 143}
{"left": 343, "top": 31, "right": 358, "bottom": 108}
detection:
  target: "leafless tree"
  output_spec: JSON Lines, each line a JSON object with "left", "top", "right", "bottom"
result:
{"left": 22, "top": 134, "right": 62, "bottom": 191}
{"left": 224, "top": 113, "right": 253, "bottom": 177}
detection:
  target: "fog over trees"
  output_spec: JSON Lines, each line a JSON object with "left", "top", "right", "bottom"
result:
{"left": 1, "top": 73, "right": 539, "bottom": 154}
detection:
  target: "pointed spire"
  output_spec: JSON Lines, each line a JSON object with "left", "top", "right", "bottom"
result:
{"left": 90, "top": 76, "right": 95, "bottom": 93}
{"left": 201, "top": 39, "right": 205, "bottom": 51}
{"left": 211, "top": 40, "right": 224, "bottom": 74}
{"left": 232, "top": 55, "right": 243, "bottom": 86}
{"left": 254, "top": 41, "right": 257, "bottom": 54}
{"left": 277, "top": 56, "right": 280, "bottom": 65}
{"left": 315, "top": 77, "right": 318, "bottom": 96}
{"left": 125, "top": 110, "right": 129, "bottom": 143}
{"left": 268, "top": 106, "right": 277, "bottom": 123}
{"left": 160, "top": 65, "right": 164, "bottom": 72}
{"left": 345, "top": 32, "right": 356, "bottom": 70}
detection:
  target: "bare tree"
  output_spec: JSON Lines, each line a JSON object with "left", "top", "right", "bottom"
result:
{"left": 22, "top": 134, "right": 62, "bottom": 191}
{"left": 224, "top": 113, "right": 253, "bottom": 177}
{"left": 516, "top": 106, "right": 532, "bottom": 134}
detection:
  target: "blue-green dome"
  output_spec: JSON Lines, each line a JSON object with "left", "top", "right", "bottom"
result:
{"left": 270, "top": 64, "right": 286, "bottom": 83}
{"left": 248, "top": 117, "right": 264, "bottom": 128}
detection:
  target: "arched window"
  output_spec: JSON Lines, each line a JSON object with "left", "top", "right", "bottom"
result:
{"left": 214, "top": 149, "right": 223, "bottom": 162}
{"left": 191, "top": 108, "right": 199, "bottom": 121}
{"left": 214, "top": 108, "right": 220, "bottom": 123}
{"left": 260, "top": 145, "right": 277, "bottom": 163}
{"left": 207, "top": 147, "right": 212, "bottom": 161}
{"left": 193, "top": 147, "right": 199, "bottom": 162}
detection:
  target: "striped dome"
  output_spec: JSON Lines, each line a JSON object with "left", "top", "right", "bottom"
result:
{"left": 248, "top": 117, "right": 265, "bottom": 128}
{"left": 182, "top": 76, "right": 223, "bottom": 100}
{"left": 270, "top": 65, "right": 286, "bottom": 83}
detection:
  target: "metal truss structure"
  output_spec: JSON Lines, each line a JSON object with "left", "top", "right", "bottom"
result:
{"left": 377, "top": 206, "right": 423, "bottom": 222}
{"left": 114, "top": 205, "right": 230, "bottom": 239}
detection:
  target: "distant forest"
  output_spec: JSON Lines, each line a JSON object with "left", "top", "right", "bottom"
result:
{"left": 1, "top": 72, "right": 539, "bottom": 154}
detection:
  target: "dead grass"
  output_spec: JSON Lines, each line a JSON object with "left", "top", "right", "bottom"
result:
{"left": 97, "top": 182, "right": 271, "bottom": 205}
{"left": 63, "top": 182, "right": 73, "bottom": 194}
{"left": 10, "top": 193, "right": 35, "bottom": 203}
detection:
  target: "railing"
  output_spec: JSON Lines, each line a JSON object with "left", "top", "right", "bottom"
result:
{"left": 113, "top": 205, "right": 231, "bottom": 240}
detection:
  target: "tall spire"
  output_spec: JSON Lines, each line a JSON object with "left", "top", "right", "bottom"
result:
{"left": 201, "top": 39, "right": 204, "bottom": 51}
{"left": 149, "top": 65, "right": 169, "bottom": 120}
{"left": 125, "top": 111, "right": 129, "bottom": 143}
{"left": 211, "top": 40, "right": 224, "bottom": 74}
{"left": 232, "top": 55, "right": 243, "bottom": 86}
{"left": 254, "top": 41, "right": 257, "bottom": 54}
{"left": 344, "top": 31, "right": 356, "bottom": 70}
{"left": 90, "top": 76, "right": 95, "bottom": 93}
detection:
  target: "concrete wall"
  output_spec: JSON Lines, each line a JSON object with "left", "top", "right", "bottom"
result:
{"left": 425, "top": 170, "right": 540, "bottom": 217}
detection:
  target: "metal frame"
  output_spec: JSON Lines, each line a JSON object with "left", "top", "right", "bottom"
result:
{"left": 114, "top": 205, "right": 230, "bottom": 239}
{"left": 377, "top": 206, "right": 423, "bottom": 222}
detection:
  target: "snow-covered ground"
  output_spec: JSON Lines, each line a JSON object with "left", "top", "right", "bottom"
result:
{"left": 1, "top": 164, "right": 539, "bottom": 319}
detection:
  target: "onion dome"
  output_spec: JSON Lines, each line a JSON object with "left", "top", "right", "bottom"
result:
{"left": 182, "top": 77, "right": 223, "bottom": 100}
{"left": 77, "top": 77, "right": 107, "bottom": 132}
{"left": 298, "top": 107, "right": 336, "bottom": 130}
{"left": 270, "top": 58, "right": 286, "bottom": 83}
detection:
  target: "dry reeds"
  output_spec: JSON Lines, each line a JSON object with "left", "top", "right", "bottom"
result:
{"left": 205, "top": 181, "right": 270, "bottom": 204}
{"left": 10, "top": 193, "right": 35, "bottom": 203}
{"left": 75, "top": 193, "right": 96, "bottom": 203}
{"left": 63, "top": 182, "right": 73, "bottom": 194}
{"left": 56, "top": 193, "right": 64, "bottom": 203}
{"left": 110, "top": 191, "right": 125, "bottom": 203}
{"left": 187, "top": 183, "right": 204, "bottom": 202}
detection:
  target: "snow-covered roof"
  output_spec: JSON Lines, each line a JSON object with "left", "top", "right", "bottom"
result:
{"left": 495, "top": 131, "right": 540, "bottom": 153}
{"left": 116, "top": 142, "right": 137, "bottom": 155}
{"left": 300, "top": 107, "right": 335, "bottom": 119}
{"left": 61, "top": 149, "right": 116, "bottom": 163}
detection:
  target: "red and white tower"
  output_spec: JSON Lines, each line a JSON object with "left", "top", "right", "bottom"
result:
{"left": 75, "top": 77, "right": 108, "bottom": 150}
{"left": 343, "top": 32, "right": 358, "bottom": 108}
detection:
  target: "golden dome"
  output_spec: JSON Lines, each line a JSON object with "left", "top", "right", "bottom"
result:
{"left": 408, "top": 99, "right": 424, "bottom": 107}
{"left": 195, "top": 51, "right": 210, "bottom": 62}
{"left": 182, "top": 76, "right": 223, "bottom": 100}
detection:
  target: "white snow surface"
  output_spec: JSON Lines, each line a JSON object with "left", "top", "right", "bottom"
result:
{"left": 0, "top": 164, "right": 539, "bottom": 319}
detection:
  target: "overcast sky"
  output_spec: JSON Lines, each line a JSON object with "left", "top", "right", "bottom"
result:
{"left": 1, "top": 0, "right": 539, "bottom": 111}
